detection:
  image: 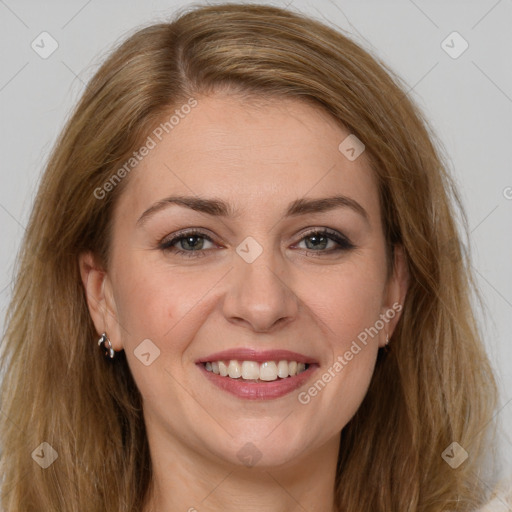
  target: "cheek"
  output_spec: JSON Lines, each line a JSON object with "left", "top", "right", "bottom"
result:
{"left": 301, "top": 272, "right": 383, "bottom": 430}
{"left": 112, "top": 253, "right": 210, "bottom": 340}
{"left": 109, "top": 263, "right": 197, "bottom": 404}
{"left": 300, "top": 257, "right": 386, "bottom": 424}
{"left": 305, "top": 260, "right": 387, "bottom": 346}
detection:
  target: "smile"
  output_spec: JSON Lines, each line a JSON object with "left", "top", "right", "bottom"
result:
{"left": 204, "top": 359, "right": 308, "bottom": 381}
{"left": 197, "top": 360, "right": 319, "bottom": 400}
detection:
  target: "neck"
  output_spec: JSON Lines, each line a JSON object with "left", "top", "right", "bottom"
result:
{"left": 142, "top": 430, "right": 340, "bottom": 512}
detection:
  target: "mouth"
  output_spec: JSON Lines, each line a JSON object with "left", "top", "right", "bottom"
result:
{"left": 201, "top": 359, "right": 311, "bottom": 382}
{"left": 195, "top": 349, "right": 319, "bottom": 400}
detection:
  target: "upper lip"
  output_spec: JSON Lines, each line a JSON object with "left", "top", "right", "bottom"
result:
{"left": 196, "top": 348, "right": 318, "bottom": 365}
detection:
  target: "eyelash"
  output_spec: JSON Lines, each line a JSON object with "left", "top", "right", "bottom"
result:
{"left": 158, "top": 228, "right": 355, "bottom": 258}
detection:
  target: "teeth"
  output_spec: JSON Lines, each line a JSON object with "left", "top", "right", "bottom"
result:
{"left": 218, "top": 360, "right": 228, "bottom": 377}
{"left": 228, "top": 360, "right": 241, "bottom": 378}
{"left": 204, "top": 359, "right": 310, "bottom": 381}
{"left": 277, "top": 360, "right": 289, "bottom": 379}
{"left": 260, "top": 361, "right": 279, "bottom": 381}
{"left": 241, "top": 361, "right": 260, "bottom": 380}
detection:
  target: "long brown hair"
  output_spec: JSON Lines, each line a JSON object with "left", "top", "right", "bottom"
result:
{"left": 0, "top": 3, "right": 499, "bottom": 510}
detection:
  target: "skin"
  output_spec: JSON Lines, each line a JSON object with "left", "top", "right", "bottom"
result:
{"left": 80, "top": 93, "right": 409, "bottom": 512}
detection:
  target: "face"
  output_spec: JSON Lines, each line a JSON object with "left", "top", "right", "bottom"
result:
{"left": 81, "top": 93, "right": 408, "bottom": 470}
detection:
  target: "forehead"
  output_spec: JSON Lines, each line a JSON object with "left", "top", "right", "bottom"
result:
{"left": 113, "top": 93, "right": 380, "bottom": 225}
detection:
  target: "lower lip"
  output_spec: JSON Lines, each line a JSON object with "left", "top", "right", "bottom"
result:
{"left": 197, "top": 363, "right": 319, "bottom": 400}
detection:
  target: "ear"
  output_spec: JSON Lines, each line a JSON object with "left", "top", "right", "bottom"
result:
{"left": 379, "top": 244, "right": 409, "bottom": 347}
{"left": 78, "top": 251, "right": 124, "bottom": 351}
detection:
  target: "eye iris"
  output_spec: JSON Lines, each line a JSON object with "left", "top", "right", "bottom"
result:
{"left": 305, "top": 233, "right": 328, "bottom": 250}
{"left": 181, "top": 235, "right": 203, "bottom": 250}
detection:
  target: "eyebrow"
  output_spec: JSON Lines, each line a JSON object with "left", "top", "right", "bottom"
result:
{"left": 136, "top": 194, "right": 370, "bottom": 227}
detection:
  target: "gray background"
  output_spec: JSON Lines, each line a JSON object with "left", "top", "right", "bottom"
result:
{"left": 1, "top": 0, "right": 511, "bottom": 485}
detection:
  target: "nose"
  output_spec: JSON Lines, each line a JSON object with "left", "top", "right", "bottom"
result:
{"left": 222, "top": 245, "right": 299, "bottom": 333}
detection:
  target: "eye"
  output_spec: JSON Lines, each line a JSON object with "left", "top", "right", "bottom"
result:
{"left": 294, "top": 228, "right": 355, "bottom": 255}
{"left": 158, "top": 229, "right": 216, "bottom": 258}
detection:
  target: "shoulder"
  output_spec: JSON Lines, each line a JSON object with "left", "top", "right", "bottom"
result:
{"left": 473, "top": 477, "right": 512, "bottom": 512}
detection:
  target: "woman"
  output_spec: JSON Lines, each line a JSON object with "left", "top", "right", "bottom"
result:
{"left": 0, "top": 3, "right": 509, "bottom": 511}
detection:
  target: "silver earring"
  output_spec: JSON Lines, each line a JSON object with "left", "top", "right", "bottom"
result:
{"left": 98, "top": 332, "right": 115, "bottom": 359}
{"left": 383, "top": 332, "right": 391, "bottom": 352}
